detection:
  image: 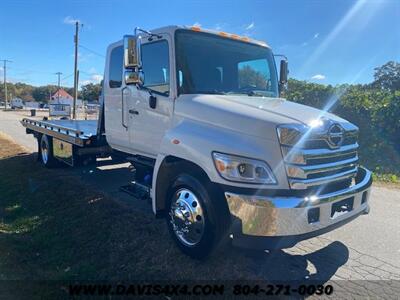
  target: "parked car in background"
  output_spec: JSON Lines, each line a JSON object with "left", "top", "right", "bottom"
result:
{"left": 11, "top": 98, "right": 24, "bottom": 109}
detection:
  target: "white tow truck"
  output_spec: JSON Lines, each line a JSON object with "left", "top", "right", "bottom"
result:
{"left": 22, "top": 25, "right": 372, "bottom": 258}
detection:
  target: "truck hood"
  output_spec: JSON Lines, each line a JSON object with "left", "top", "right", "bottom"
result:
{"left": 174, "top": 94, "right": 351, "bottom": 140}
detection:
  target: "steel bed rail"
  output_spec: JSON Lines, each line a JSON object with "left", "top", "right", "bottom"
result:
{"left": 21, "top": 118, "right": 97, "bottom": 146}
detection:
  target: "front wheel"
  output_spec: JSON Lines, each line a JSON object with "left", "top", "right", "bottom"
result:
{"left": 166, "top": 172, "right": 230, "bottom": 259}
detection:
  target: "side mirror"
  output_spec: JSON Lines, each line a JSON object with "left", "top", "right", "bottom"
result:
{"left": 279, "top": 59, "right": 288, "bottom": 84}
{"left": 125, "top": 70, "right": 144, "bottom": 85}
{"left": 279, "top": 59, "right": 288, "bottom": 96}
{"left": 124, "top": 35, "right": 141, "bottom": 69}
{"left": 124, "top": 35, "right": 144, "bottom": 85}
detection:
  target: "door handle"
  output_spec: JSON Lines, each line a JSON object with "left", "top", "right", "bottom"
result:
{"left": 121, "top": 87, "right": 128, "bottom": 129}
{"left": 129, "top": 109, "right": 139, "bottom": 115}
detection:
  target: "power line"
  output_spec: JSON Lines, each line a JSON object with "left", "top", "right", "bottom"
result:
{"left": 61, "top": 73, "right": 74, "bottom": 81}
{"left": 79, "top": 44, "right": 105, "bottom": 58}
{"left": 79, "top": 70, "right": 96, "bottom": 76}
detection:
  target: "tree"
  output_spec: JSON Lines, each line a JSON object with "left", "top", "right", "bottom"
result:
{"left": 14, "top": 83, "right": 34, "bottom": 101}
{"left": 373, "top": 61, "right": 400, "bottom": 91}
{"left": 32, "top": 85, "right": 58, "bottom": 103}
{"left": 286, "top": 79, "right": 334, "bottom": 109}
{"left": 238, "top": 66, "right": 268, "bottom": 90}
{"left": 0, "top": 82, "right": 34, "bottom": 101}
{"left": 65, "top": 87, "right": 75, "bottom": 97}
{"left": 80, "top": 83, "right": 101, "bottom": 101}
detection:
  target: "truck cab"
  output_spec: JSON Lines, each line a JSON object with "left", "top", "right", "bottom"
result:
{"left": 25, "top": 25, "right": 372, "bottom": 259}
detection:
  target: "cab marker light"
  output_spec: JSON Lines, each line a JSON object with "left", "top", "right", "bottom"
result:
{"left": 191, "top": 26, "right": 201, "bottom": 32}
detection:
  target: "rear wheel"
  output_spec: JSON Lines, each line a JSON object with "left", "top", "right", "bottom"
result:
{"left": 166, "top": 169, "right": 230, "bottom": 259}
{"left": 39, "top": 135, "right": 58, "bottom": 167}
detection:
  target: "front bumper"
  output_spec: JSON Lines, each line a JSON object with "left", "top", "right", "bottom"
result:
{"left": 225, "top": 167, "right": 372, "bottom": 249}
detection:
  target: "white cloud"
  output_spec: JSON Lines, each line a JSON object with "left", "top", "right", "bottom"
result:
{"left": 313, "top": 33, "right": 319, "bottom": 39}
{"left": 311, "top": 74, "right": 326, "bottom": 80}
{"left": 63, "top": 16, "right": 80, "bottom": 25}
{"left": 91, "top": 74, "right": 103, "bottom": 83}
{"left": 213, "top": 22, "right": 228, "bottom": 31}
{"left": 192, "top": 22, "right": 201, "bottom": 27}
{"left": 80, "top": 74, "right": 103, "bottom": 86}
{"left": 70, "top": 52, "right": 93, "bottom": 62}
{"left": 245, "top": 22, "right": 255, "bottom": 30}
{"left": 80, "top": 80, "right": 91, "bottom": 86}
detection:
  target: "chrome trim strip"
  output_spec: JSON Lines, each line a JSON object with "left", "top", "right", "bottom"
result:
{"left": 282, "top": 143, "right": 358, "bottom": 162}
{"left": 307, "top": 131, "right": 358, "bottom": 141}
{"left": 288, "top": 167, "right": 358, "bottom": 189}
{"left": 302, "top": 156, "right": 358, "bottom": 172}
{"left": 286, "top": 156, "right": 359, "bottom": 179}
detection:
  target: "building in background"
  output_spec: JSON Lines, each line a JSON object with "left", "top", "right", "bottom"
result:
{"left": 50, "top": 89, "right": 82, "bottom": 107}
{"left": 25, "top": 101, "right": 40, "bottom": 108}
{"left": 51, "top": 89, "right": 73, "bottom": 102}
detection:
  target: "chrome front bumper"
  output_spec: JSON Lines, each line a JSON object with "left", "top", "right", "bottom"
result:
{"left": 225, "top": 167, "right": 372, "bottom": 249}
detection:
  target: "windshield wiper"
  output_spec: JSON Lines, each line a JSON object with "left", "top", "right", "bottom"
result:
{"left": 195, "top": 90, "right": 226, "bottom": 95}
{"left": 226, "top": 91, "right": 266, "bottom": 97}
{"left": 247, "top": 90, "right": 266, "bottom": 97}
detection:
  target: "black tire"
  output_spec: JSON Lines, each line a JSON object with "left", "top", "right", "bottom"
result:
{"left": 166, "top": 167, "right": 231, "bottom": 259}
{"left": 39, "top": 135, "right": 58, "bottom": 168}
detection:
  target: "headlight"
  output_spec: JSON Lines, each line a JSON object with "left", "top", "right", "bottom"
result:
{"left": 212, "top": 152, "right": 277, "bottom": 184}
{"left": 276, "top": 124, "right": 307, "bottom": 146}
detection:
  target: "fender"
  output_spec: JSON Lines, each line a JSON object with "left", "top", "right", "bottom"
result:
{"left": 151, "top": 118, "right": 288, "bottom": 214}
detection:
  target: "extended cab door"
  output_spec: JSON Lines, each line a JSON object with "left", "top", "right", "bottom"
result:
{"left": 103, "top": 42, "right": 130, "bottom": 152}
{"left": 127, "top": 35, "right": 174, "bottom": 157}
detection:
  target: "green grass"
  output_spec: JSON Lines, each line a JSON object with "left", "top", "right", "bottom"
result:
{"left": 0, "top": 135, "right": 257, "bottom": 283}
{"left": 372, "top": 172, "right": 400, "bottom": 184}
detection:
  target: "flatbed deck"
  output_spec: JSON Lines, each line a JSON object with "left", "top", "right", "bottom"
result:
{"left": 21, "top": 118, "right": 99, "bottom": 146}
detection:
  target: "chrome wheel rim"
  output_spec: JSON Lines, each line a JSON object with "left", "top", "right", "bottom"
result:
{"left": 41, "top": 139, "right": 49, "bottom": 164}
{"left": 169, "top": 188, "right": 205, "bottom": 247}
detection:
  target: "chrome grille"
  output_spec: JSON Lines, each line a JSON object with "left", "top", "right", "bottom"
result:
{"left": 282, "top": 132, "right": 359, "bottom": 190}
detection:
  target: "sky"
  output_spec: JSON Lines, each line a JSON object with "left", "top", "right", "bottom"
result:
{"left": 0, "top": 0, "right": 399, "bottom": 88}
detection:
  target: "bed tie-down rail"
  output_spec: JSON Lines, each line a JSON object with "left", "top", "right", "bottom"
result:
{"left": 21, "top": 118, "right": 98, "bottom": 146}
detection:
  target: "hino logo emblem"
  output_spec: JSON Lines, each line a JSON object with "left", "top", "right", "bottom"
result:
{"left": 327, "top": 123, "right": 344, "bottom": 148}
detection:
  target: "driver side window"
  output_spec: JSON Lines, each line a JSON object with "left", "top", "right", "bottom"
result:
{"left": 141, "top": 40, "right": 170, "bottom": 96}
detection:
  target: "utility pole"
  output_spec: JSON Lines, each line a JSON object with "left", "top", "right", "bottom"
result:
{"left": 1, "top": 59, "right": 12, "bottom": 109}
{"left": 73, "top": 21, "right": 79, "bottom": 119}
{"left": 55, "top": 72, "right": 63, "bottom": 103}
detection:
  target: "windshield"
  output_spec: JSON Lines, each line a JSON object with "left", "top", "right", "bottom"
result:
{"left": 175, "top": 30, "right": 279, "bottom": 97}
